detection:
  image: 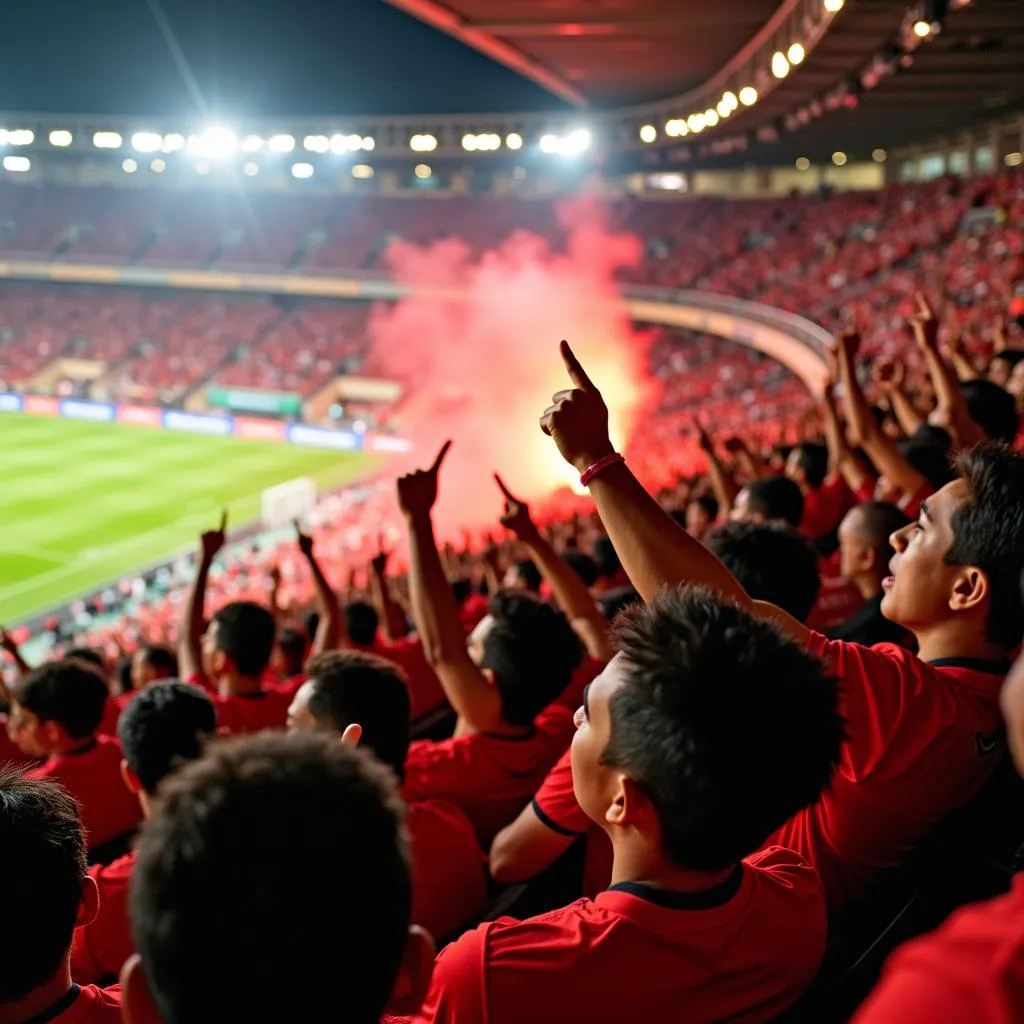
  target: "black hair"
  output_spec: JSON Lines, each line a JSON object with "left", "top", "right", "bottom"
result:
{"left": 706, "top": 522, "right": 821, "bottom": 622}
{"left": 0, "top": 769, "right": 86, "bottom": 1001}
{"left": 603, "top": 587, "right": 844, "bottom": 872}
{"left": 275, "top": 627, "right": 308, "bottom": 676}
{"left": 479, "top": 590, "right": 582, "bottom": 726}
{"left": 512, "top": 559, "right": 543, "bottom": 593}
{"left": 64, "top": 647, "right": 105, "bottom": 672}
{"left": 563, "top": 551, "right": 599, "bottom": 589}
{"left": 115, "top": 658, "right": 133, "bottom": 697}
{"left": 593, "top": 536, "right": 622, "bottom": 580}
{"left": 898, "top": 432, "right": 956, "bottom": 491}
{"left": 947, "top": 443, "right": 1024, "bottom": 649}
{"left": 451, "top": 578, "right": 472, "bottom": 607}
{"left": 792, "top": 442, "right": 829, "bottom": 489}
{"left": 962, "top": 380, "right": 1020, "bottom": 444}
{"left": 344, "top": 602, "right": 380, "bottom": 647}
{"left": 849, "top": 501, "right": 911, "bottom": 556}
{"left": 118, "top": 682, "right": 216, "bottom": 795}
{"left": 743, "top": 475, "right": 805, "bottom": 529}
{"left": 139, "top": 644, "right": 180, "bottom": 679}
{"left": 991, "top": 349, "right": 1024, "bottom": 370}
{"left": 304, "top": 651, "right": 411, "bottom": 780}
{"left": 15, "top": 660, "right": 108, "bottom": 738}
{"left": 692, "top": 494, "right": 720, "bottom": 522}
{"left": 210, "top": 601, "right": 276, "bottom": 678}
{"left": 131, "top": 732, "right": 410, "bottom": 1024}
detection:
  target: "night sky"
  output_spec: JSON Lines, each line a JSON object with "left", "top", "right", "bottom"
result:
{"left": 0, "top": 0, "right": 569, "bottom": 118}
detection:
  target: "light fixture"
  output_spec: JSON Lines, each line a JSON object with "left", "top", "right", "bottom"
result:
{"left": 796, "top": 157, "right": 811, "bottom": 171}
{"left": 150, "top": 158, "right": 166, "bottom": 173}
{"left": 739, "top": 86, "right": 759, "bottom": 106}
{"left": 242, "top": 135, "right": 264, "bottom": 152}
{"left": 832, "top": 151, "right": 848, "bottom": 166}
{"left": 267, "top": 134, "right": 295, "bottom": 153}
{"left": 872, "top": 148, "right": 887, "bottom": 163}
{"left": 3, "top": 156, "right": 30, "bottom": 172}
{"left": 304, "top": 135, "right": 329, "bottom": 153}
{"left": 1005, "top": 152, "right": 1024, "bottom": 168}
{"left": 771, "top": 51, "right": 790, "bottom": 79}
{"left": 410, "top": 134, "right": 437, "bottom": 152}
{"left": 187, "top": 127, "right": 238, "bottom": 160}
{"left": 162, "top": 133, "right": 185, "bottom": 153}
{"left": 6, "top": 130, "right": 34, "bottom": 146}
{"left": 360, "top": 136, "right": 375, "bottom": 151}
{"left": 505, "top": 132, "right": 523, "bottom": 150}
{"left": 462, "top": 133, "right": 478, "bottom": 151}
{"left": 93, "top": 132, "right": 123, "bottom": 149}
{"left": 122, "top": 158, "right": 138, "bottom": 173}
{"left": 131, "top": 132, "right": 163, "bottom": 153}
{"left": 639, "top": 124, "right": 657, "bottom": 143}
{"left": 721, "top": 91, "right": 738, "bottom": 113}
{"left": 243, "top": 161, "right": 259, "bottom": 176}
{"left": 687, "top": 113, "right": 706, "bottom": 133}
{"left": 912, "top": 19, "right": 932, "bottom": 37}
{"left": 414, "top": 163, "right": 432, "bottom": 179}
{"left": 704, "top": 108, "right": 719, "bottom": 128}
{"left": 824, "top": 0, "right": 844, "bottom": 11}
{"left": 352, "top": 163, "right": 374, "bottom": 179}
{"left": 291, "top": 162, "right": 314, "bottom": 179}
{"left": 788, "top": 42, "right": 806, "bottom": 65}
{"left": 49, "top": 130, "right": 73, "bottom": 147}
{"left": 665, "top": 119, "right": 688, "bottom": 137}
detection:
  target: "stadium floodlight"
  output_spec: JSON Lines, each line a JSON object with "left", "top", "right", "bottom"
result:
{"left": 823, "top": 0, "right": 844, "bottom": 11}
{"left": 639, "top": 124, "right": 657, "bottom": 143}
{"left": 351, "top": 163, "right": 374, "bottom": 179}
{"left": 329, "top": 134, "right": 348, "bottom": 154}
{"left": 873, "top": 148, "right": 887, "bottom": 163}
{"left": 8, "top": 130, "right": 34, "bottom": 146}
{"left": 131, "top": 132, "right": 163, "bottom": 153}
{"left": 562, "top": 128, "right": 590, "bottom": 155}
{"left": 771, "top": 51, "right": 790, "bottom": 79}
{"left": 721, "top": 91, "right": 738, "bottom": 113}
{"left": 150, "top": 158, "right": 166, "bottom": 173}
{"left": 268, "top": 134, "right": 295, "bottom": 153}
{"left": 162, "top": 133, "right": 185, "bottom": 153}
{"left": 788, "top": 42, "right": 806, "bottom": 65}
{"left": 49, "top": 130, "right": 73, "bottom": 147}
{"left": 832, "top": 151, "right": 848, "bottom": 166}
{"left": 687, "top": 113, "right": 706, "bottom": 133}
{"left": 462, "top": 133, "right": 478, "bottom": 151}
{"left": 539, "top": 133, "right": 558, "bottom": 154}
{"left": 3, "top": 156, "right": 30, "bottom": 172}
{"left": 409, "top": 134, "right": 437, "bottom": 152}
{"left": 505, "top": 132, "right": 523, "bottom": 150}
{"left": 241, "top": 134, "right": 264, "bottom": 152}
{"left": 414, "top": 163, "right": 432, "bottom": 179}
{"left": 361, "top": 136, "right": 375, "bottom": 151}
{"left": 346, "top": 134, "right": 364, "bottom": 150}
{"left": 304, "top": 134, "right": 329, "bottom": 153}
{"left": 187, "top": 127, "right": 238, "bottom": 159}
{"left": 291, "top": 162, "right": 314, "bottom": 179}
{"left": 93, "top": 131, "right": 123, "bottom": 149}
{"left": 243, "top": 161, "right": 260, "bottom": 176}
{"left": 194, "top": 161, "right": 211, "bottom": 175}
{"left": 796, "top": 157, "right": 811, "bottom": 171}
{"left": 122, "top": 158, "right": 138, "bottom": 173}
{"left": 704, "top": 108, "right": 719, "bottom": 128}
{"left": 739, "top": 86, "right": 759, "bottom": 106}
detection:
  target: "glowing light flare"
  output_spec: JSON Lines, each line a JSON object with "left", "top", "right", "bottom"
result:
{"left": 739, "top": 86, "right": 759, "bottom": 106}
{"left": 772, "top": 51, "right": 790, "bottom": 79}
{"left": 49, "top": 130, "right": 73, "bottom": 147}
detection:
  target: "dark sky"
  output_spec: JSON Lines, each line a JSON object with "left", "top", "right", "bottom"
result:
{"left": 0, "top": 0, "right": 569, "bottom": 118}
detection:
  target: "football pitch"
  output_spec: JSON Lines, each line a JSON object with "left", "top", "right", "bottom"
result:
{"left": 0, "top": 413, "right": 378, "bottom": 625}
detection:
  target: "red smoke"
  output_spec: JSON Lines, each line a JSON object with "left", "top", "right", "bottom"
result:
{"left": 367, "top": 198, "right": 658, "bottom": 536}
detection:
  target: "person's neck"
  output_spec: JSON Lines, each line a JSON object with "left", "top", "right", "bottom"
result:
{"left": 914, "top": 624, "right": 1008, "bottom": 665}
{"left": 609, "top": 842, "right": 738, "bottom": 894}
{"left": 0, "top": 962, "right": 73, "bottom": 1024}
{"left": 49, "top": 735, "right": 98, "bottom": 758}
{"left": 854, "top": 574, "right": 884, "bottom": 601}
{"left": 218, "top": 675, "right": 263, "bottom": 698}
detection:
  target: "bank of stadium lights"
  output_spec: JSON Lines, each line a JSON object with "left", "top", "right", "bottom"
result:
{"left": 131, "top": 132, "right": 163, "bottom": 154}
{"left": 771, "top": 51, "right": 791, "bottom": 79}
{"left": 409, "top": 134, "right": 437, "bottom": 153}
{"left": 162, "top": 134, "right": 185, "bottom": 153}
{"left": 351, "top": 163, "right": 374, "bottom": 179}
{"left": 49, "top": 130, "right": 73, "bottom": 147}
{"left": 267, "top": 134, "right": 295, "bottom": 154}
{"left": 187, "top": 127, "right": 238, "bottom": 160}
{"left": 539, "top": 128, "right": 591, "bottom": 156}
{"left": 243, "top": 162, "right": 260, "bottom": 177}
{"left": 505, "top": 133, "right": 523, "bottom": 150}
{"left": 461, "top": 133, "right": 501, "bottom": 152}
{"left": 704, "top": 108, "right": 719, "bottom": 128}
{"left": 3, "top": 156, "right": 30, "bottom": 172}
{"left": 664, "top": 118, "right": 688, "bottom": 138}
{"left": 686, "top": 113, "right": 706, "bottom": 134}
{"left": 241, "top": 135, "right": 264, "bottom": 152}
{"left": 291, "top": 162, "right": 314, "bottom": 179}
{"left": 93, "top": 131, "right": 123, "bottom": 149}
{"left": 122, "top": 158, "right": 138, "bottom": 174}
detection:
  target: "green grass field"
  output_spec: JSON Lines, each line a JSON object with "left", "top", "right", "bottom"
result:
{"left": 0, "top": 413, "right": 377, "bottom": 625}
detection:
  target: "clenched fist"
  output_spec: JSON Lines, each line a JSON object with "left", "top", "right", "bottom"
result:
{"left": 396, "top": 441, "right": 451, "bottom": 520}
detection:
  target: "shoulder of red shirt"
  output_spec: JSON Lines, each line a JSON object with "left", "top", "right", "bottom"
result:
{"left": 852, "top": 875, "right": 1024, "bottom": 1023}
{"left": 54, "top": 984, "right": 122, "bottom": 1023}
{"left": 72, "top": 852, "right": 137, "bottom": 985}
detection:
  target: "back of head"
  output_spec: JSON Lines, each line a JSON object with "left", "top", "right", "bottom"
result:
{"left": 563, "top": 551, "right": 599, "bottom": 589}
{"left": 118, "top": 682, "right": 217, "bottom": 795}
{"left": 141, "top": 644, "right": 179, "bottom": 679}
{"left": 899, "top": 432, "right": 956, "bottom": 491}
{"left": 64, "top": 647, "right": 105, "bottom": 673}
{"left": 345, "top": 601, "right": 380, "bottom": 647}
{"left": 15, "top": 659, "right": 109, "bottom": 737}
{"left": 211, "top": 601, "right": 276, "bottom": 677}
{"left": 949, "top": 443, "right": 1024, "bottom": 649}
{"left": 962, "top": 379, "right": 1020, "bottom": 444}
{"left": 791, "top": 442, "right": 829, "bottom": 489}
{"left": 744, "top": 475, "right": 805, "bottom": 528}
{"left": 481, "top": 590, "right": 582, "bottom": 726}
{"left": 131, "top": 731, "right": 411, "bottom": 1024}
{"left": 0, "top": 769, "right": 85, "bottom": 1001}
{"left": 706, "top": 521, "right": 821, "bottom": 622}
{"left": 607, "top": 588, "right": 843, "bottom": 871}
{"left": 512, "top": 559, "right": 543, "bottom": 593}
{"left": 304, "top": 651, "right": 411, "bottom": 778}
{"left": 275, "top": 627, "right": 308, "bottom": 674}
{"left": 853, "top": 501, "right": 911, "bottom": 555}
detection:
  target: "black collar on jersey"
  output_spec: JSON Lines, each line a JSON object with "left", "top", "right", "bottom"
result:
{"left": 927, "top": 657, "right": 1012, "bottom": 674}
{"left": 480, "top": 726, "right": 537, "bottom": 742}
{"left": 21, "top": 984, "right": 81, "bottom": 1024}
{"left": 607, "top": 865, "right": 743, "bottom": 910}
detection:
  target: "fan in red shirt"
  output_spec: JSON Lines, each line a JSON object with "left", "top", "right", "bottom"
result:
{"left": 0, "top": 769, "right": 121, "bottom": 1023}
{"left": 72, "top": 682, "right": 216, "bottom": 985}
{"left": 540, "top": 340, "right": 1024, "bottom": 923}
{"left": 395, "top": 444, "right": 583, "bottom": 844}
{"left": 9, "top": 659, "right": 142, "bottom": 852}
{"left": 287, "top": 649, "right": 486, "bottom": 940}
{"left": 97, "top": 645, "right": 179, "bottom": 738}
{"left": 853, "top": 647, "right": 1024, "bottom": 1023}
{"left": 407, "top": 590, "right": 843, "bottom": 1024}
{"left": 786, "top": 443, "right": 852, "bottom": 541}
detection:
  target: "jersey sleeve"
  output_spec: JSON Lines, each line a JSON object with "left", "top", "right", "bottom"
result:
{"left": 532, "top": 749, "right": 589, "bottom": 836}
{"left": 851, "top": 952, "right": 987, "bottom": 1023}
{"left": 412, "top": 925, "right": 490, "bottom": 1023}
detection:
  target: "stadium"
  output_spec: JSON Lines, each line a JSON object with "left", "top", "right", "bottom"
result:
{"left": 1, "top": 0, "right": 1024, "bottom": 1020}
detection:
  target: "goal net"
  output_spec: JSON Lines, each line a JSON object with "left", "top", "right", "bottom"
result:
{"left": 261, "top": 477, "right": 318, "bottom": 529}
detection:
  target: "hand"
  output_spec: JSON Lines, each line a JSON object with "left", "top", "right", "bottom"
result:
{"left": 0, "top": 627, "right": 17, "bottom": 655}
{"left": 200, "top": 509, "right": 228, "bottom": 562}
{"left": 693, "top": 417, "right": 714, "bottom": 454}
{"left": 837, "top": 325, "right": 861, "bottom": 362}
{"left": 482, "top": 534, "right": 501, "bottom": 570}
{"left": 540, "top": 341, "right": 615, "bottom": 474}
{"left": 871, "top": 358, "right": 904, "bottom": 393}
{"left": 494, "top": 474, "right": 539, "bottom": 540}
{"left": 268, "top": 565, "right": 282, "bottom": 587}
{"left": 370, "top": 537, "right": 389, "bottom": 578}
{"left": 909, "top": 291, "right": 939, "bottom": 351}
{"left": 294, "top": 520, "right": 314, "bottom": 558}
{"left": 396, "top": 441, "right": 451, "bottom": 519}
{"left": 722, "top": 435, "right": 748, "bottom": 455}
{"left": 994, "top": 316, "right": 1009, "bottom": 355}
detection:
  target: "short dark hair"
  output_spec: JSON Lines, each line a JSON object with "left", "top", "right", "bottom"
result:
{"left": 304, "top": 651, "right": 410, "bottom": 780}
{"left": 962, "top": 380, "right": 1020, "bottom": 444}
{"left": 593, "top": 536, "right": 622, "bottom": 580}
{"left": 851, "top": 501, "right": 911, "bottom": 556}
{"left": 0, "top": 769, "right": 86, "bottom": 1001}
{"left": 745, "top": 475, "right": 805, "bottom": 528}
{"left": 706, "top": 521, "right": 821, "bottom": 622}
{"left": 345, "top": 602, "right": 380, "bottom": 647}
{"left": 792, "top": 443, "right": 829, "bottom": 489}
{"left": 899, "top": 433, "right": 956, "bottom": 491}
{"left": 64, "top": 647, "right": 105, "bottom": 672}
{"left": 692, "top": 494, "right": 720, "bottom": 522}
{"left": 210, "top": 601, "right": 276, "bottom": 677}
{"left": 131, "top": 732, "right": 410, "bottom": 1024}
{"left": 140, "top": 644, "right": 179, "bottom": 678}
{"left": 604, "top": 587, "right": 843, "bottom": 871}
{"left": 947, "top": 443, "right": 1024, "bottom": 649}
{"left": 512, "top": 559, "right": 543, "bottom": 593}
{"left": 275, "top": 627, "right": 308, "bottom": 675}
{"left": 15, "top": 660, "right": 108, "bottom": 738}
{"left": 480, "top": 591, "right": 582, "bottom": 726}
{"left": 118, "top": 683, "right": 216, "bottom": 795}
{"left": 563, "top": 551, "right": 599, "bottom": 589}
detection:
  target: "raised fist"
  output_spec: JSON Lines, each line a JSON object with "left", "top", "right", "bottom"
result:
{"left": 494, "top": 474, "right": 538, "bottom": 540}
{"left": 200, "top": 509, "right": 228, "bottom": 562}
{"left": 396, "top": 441, "right": 452, "bottom": 519}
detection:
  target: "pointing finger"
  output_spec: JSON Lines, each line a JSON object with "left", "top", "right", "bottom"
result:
{"left": 560, "top": 340, "right": 596, "bottom": 392}
{"left": 431, "top": 440, "right": 452, "bottom": 473}
{"left": 493, "top": 473, "right": 516, "bottom": 502}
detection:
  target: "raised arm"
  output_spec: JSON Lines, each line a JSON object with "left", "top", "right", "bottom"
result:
{"left": 872, "top": 358, "right": 924, "bottom": 438}
{"left": 178, "top": 510, "right": 227, "bottom": 682}
{"left": 495, "top": 474, "right": 613, "bottom": 663}
{"left": 369, "top": 546, "right": 407, "bottom": 643}
{"left": 821, "top": 386, "right": 874, "bottom": 498}
{"left": 695, "top": 419, "right": 740, "bottom": 516}
{"left": 295, "top": 521, "right": 342, "bottom": 656}
{"left": 267, "top": 564, "right": 283, "bottom": 626}
{"left": 724, "top": 434, "right": 764, "bottom": 482}
{"left": 539, "top": 341, "right": 807, "bottom": 643}
{"left": 0, "top": 627, "right": 32, "bottom": 683}
{"left": 398, "top": 442, "right": 504, "bottom": 734}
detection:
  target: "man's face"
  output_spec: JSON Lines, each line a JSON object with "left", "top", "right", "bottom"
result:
{"left": 130, "top": 650, "right": 163, "bottom": 691}
{"left": 201, "top": 619, "right": 225, "bottom": 679}
{"left": 881, "top": 479, "right": 970, "bottom": 630}
{"left": 989, "top": 359, "right": 1013, "bottom": 390}
{"left": 570, "top": 655, "right": 628, "bottom": 828}
{"left": 7, "top": 700, "right": 48, "bottom": 757}
{"left": 837, "top": 508, "right": 872, "bottom": 583}
{"left": 286, "top": 680, "right": 320, "bottom": 733}
{"left": 730, "top": 488, "right": 755, "bottom": 523}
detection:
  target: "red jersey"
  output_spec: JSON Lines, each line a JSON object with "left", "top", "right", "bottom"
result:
{"left": 852, "top": 873, "right": 1024, "bottom": 1023}
{"left": 409, "top": 800, "right": 486, "bottom": 940}
{"left": 185, "top": 673, "right": 291, "bottom": 734}
{"left": 29, "top": 737, "right": 142, "bottom": 849}
{"left": 764, "top": 632, "right": 1007, "bottom": 920}
{"left": 801, "top": 477, "right": 851, "bottom": 541}
{"left": 403, "top": 705, "right": 575, "bottom": 844}
{"left": 97, "top": 691, "right": 144, "bottom": 739}
{"left": 48, "top": 984, "right": 122, "bottom": 1023}
{"left": 807, "top": 554, "right": 864, "bottom": 633}
{"left": 405, "top": 848, "right": 825, "bottom": 1024}
{"left": 72, "top": 851, "right": 136, "bottom": 984}
{"left": 532, "top": 749, "right": 612, "bottom": 898}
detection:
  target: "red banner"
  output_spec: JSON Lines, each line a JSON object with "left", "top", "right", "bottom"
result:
{"left": 116, "top": 404, "right": 162, "bottom": 427}
{"left": 234, "top": 416, "right": 287, "bottom": 442}
{"left": 23, "top": 395, "right": 59, "bottom": 417}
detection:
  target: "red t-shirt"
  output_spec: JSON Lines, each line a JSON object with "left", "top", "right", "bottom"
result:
{"left": 402, "top": 705, "right": 575, "bottom": 844}
{"left": 764, "top": 632, "right": 1007, "bottom": 921}
{"left": 532, "top": 748, "right": 612, "bottom": 898}
{"left": 72, "top": 851, "right": 136, "bottom": 984}
{"left": 29, "top": 737, "right": 142, "bottom": 849}
{"left": 807, "top": 554, "right": 865, "bottom": 633}
{"left": 97, "top": 691, "right": 145, "bottom": 739}
{"left": 409, "top": 800, "right": 486, "bottom": 940}
{"left": 354, "top": 639, "right": 447, "bottom": 721}
{"left": 852, "top": 873, "right": 1024, "bottom": 1023}
{"left": 801, "top": 477, "right": 851, "bottom": 541}
{"left": 403, "top": 847, "right": 825, "bottom": 1024}
{"left": 186, "top": 672, "right": 291, "bottom": 734}
{"left": 50, "top": 985, "right": 122, "bottom": 1023}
